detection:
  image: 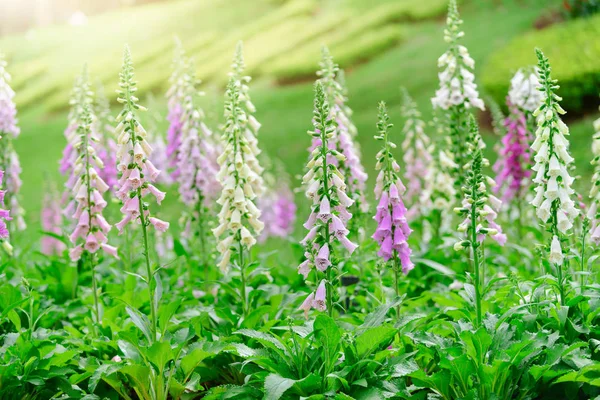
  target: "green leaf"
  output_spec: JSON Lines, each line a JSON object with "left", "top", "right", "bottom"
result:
{"left": 355, "top": 326, "right": 396, "bottom": 359}
{"left": 359, "top": 297, "right": 403, "bottom": 331}
{"left": 314, "top": 314, "right": 342, "bottom": 364}
{"left": 181, "top": 347, "right": 212, "bottom": 377}
{"left": 173, "top": 239, "right": 188, "bottom": 257}
{"left": 413, "top": 258, "right": 455, "bottom": 276}
{"left": 264, "top": 374, "right": 297, "bottom": 400}
{"left": 146, "top": 340, "right": 173, "bottom": 372}
{"left": 126, "top": 306, "right": 153, "bottom": 343}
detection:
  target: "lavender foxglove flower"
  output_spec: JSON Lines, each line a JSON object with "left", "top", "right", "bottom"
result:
{"left": 493, "top": 99, "right": 533, "bottom": 202}
{"left": 67, "top": 69, "right": 118, "bottom": 261}
{"left": 259, "top": 185, "right": 296, "bottom": 241}
{"left": 431, "top": 0, "right": 484, "bottom": 190}
{"left": 0, "top": 55, "right": 25, "bottom": 232}
{"left": 41, "top": 182, "right": 65, "bottom": 255}
{"left": 400, "top": 88, "right": 432, "bottom": 219}
{"left": 0, "top": 55, "right": 19, "bottom": 137}
{"left": 177, "top": 60, "right": 220, "bottom": 209}
{"left": 297, "top": 82, "right": 357, "bottom": 318}
{"left": 213, "top": 45, "right": 264, "bottom": 273}
{"left": 317, "top": 48, "right": 368, "bottom": 215}
{"left": 587, "top": 98, "right": 600, "bottom": 244}
{"left": 165, "top": 40, "right": 187, "bottom": 180}
{"left": 94, "top": 82, "right": 118, "bottom": 192}
{"left": 373, "top": 102, "right": 413, "bottom": 275}
{"left": 114, "top": 47, "right": 169, "bottom": 235}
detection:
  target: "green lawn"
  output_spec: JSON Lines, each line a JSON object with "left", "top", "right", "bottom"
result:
{"left": 4, "top": 0, "right": 599, "bottom": 240}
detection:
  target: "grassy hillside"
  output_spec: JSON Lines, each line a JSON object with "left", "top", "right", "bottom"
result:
{"left": 2, "top": 0, "right": 599, "bottom": 241}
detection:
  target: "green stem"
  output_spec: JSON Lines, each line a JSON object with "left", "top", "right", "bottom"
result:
{"left": 238, "top": 239, "right": 247, "bottom": 319}
{"left": 90, "top": 253, "right": 101, "bottom": 329}
{"left": 470, "top": 193, "right": 482, "bottom": 328}
{"left": 580, "top": 227, "right": 587, "bottom": 296}
{"left": 138, "top": 191, "right": 157, "bottom": 342}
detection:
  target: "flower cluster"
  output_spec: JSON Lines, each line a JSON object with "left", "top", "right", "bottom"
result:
{"left": 94, "top": 83, "right": 118, "bottom": 192}
{"left": 431, "top": 0, "right": 484, "bottom": 188}
{"left": 297, "top": 82, "right": 357, "bottom": 316}
{"left": 0, "top": 55, "right": 19, "bottom": 138}
{"left": 431, "top": 0, "right": 484, "bottom": 112}
{"left": 259, "top": 185, "right": 296, "bottom": 242}
{"left": 41, "top": 182, "right": 65, "bottom": 255}
{"left": 455, "top": 116, "right": 506, "bottom": 249}
{"left": 508, "top": 68, "right": 543, "bottom": 113}
{"left": 0, "top": 55, "right": 25, "bottom": 232}
{"left": 165, "top": 41, "right": 187, "bottom": 180}
{"left": 66, "top": 70, "right": 118, "bottom": 261}
{"left": 177, "top": 59, "right": 220, "bottom": 208}
{"left": 530, "top": 50, "right": 578, "bottom": 265}
{"left": 213, "top": 57, "right": 264, "bottom": 272}
{"left": 114, "top": 47, "right": 169, "bottom": 235}
{"left": 587, "top": 98, "right": 600, "bottom": 244}
{"left": 373, "top": 102, "right": 413, "bottom": 274}
{"left": 493, "top": 99, "right": 533, "bottom": 201}
{"left": 318, "top": 48, "right": 368, "bottom": 214}
{"left": 400, "top": 88, "right": 432, "bottom": 218}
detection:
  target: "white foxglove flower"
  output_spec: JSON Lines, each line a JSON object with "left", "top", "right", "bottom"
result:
{"left": 508, "top": 68, "right": 544, "bottom": 113}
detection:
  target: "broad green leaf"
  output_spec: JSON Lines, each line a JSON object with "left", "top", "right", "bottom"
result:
{"left": 146, "top": 340, "right": 173, "bottom": 372}
{"left": 181, "top": 347, "right": 212, "bottom": 377}
{"left": 355, "top": 326, "right": 396, "bottom": 359}
{"left": 264, "top": 373, "right": 297, "bottom": 400}
{"left": 126, "top": 306, "right": 153, "bottom": 343}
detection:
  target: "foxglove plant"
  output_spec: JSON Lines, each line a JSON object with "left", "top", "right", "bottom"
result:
{"left": 213, "top": 45, "right": 264, "bottom": 317}
{"left": 298, "top": 81, "right": 357, "bottom": 318}
{"left": 508, "top": 67, "right": 543, "bottom": 114}
{"left": 431, "top": 0, "right": 484, "bottom": 190}
{"left": 94, "top": 82, "right": 118, "bottom": 192}
{"left": 373, "top": 101, "right": 413, "bottom": 309}
{"left": 115, "top": 46, "right": 169, "bottom": 340}
{"left": 530, "top": 49, "right": 578, "bottom": 306}
{"left": 454, "top": 115, "right": 506, "bottom": 327}
{"left": 400, "top": 88, "right": 432, "bottom": 219}
{"left": 590, "top": 99, "right": 600, "bottom": 245}
{"left": 0, "top": 54, "right": 25, "bottom": 232}
{"left": 259, "top": 185, "right": 296, "bottom": 242}
{"left": 0, "top": 168, "right": 9, "bottom": 246}
{"left": 41, "top": 181, "right": 65, "bottom": 256}
{"left": 165, "top": 40, "right": 187, "bottom": 180}
{"left": 494, "top": 99, "right": 533, "bottom": 203}
{"left": 177, "top": 58, "right": 220, "bottom": 278}
{"left": 318, "top": 48, "right": 368, "bottom": 221}
{"left": 66, "top": 69, "right": 118, "bottom": 326}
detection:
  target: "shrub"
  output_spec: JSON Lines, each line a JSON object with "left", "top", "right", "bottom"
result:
{"left": 481, "top": 13, "right": 600, "bottom": 112}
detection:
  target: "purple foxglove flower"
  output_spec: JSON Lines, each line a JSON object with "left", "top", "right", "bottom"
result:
{"left": 315, "top": 243, "right": 331, "bottom": 271}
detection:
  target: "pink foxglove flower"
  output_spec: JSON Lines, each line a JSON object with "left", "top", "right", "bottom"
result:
{"left": 114, "top": 47, "right": 169, "bottom": 236}
{"left": 317, "top": 49, "right": 368, "bottom": 215}
{"left": 530, "top": 50, "right": 578, "bottom": 257}
{"left": 493, "top": 99, "right": 533, "bottom": 202}
{"left": 372, "top": 102, "right": 413, "bottom": 274}
{"left": 589, "top": 98, "right": 600, "bottom": 245}
{"left": 214, "top": 43, "right": 264, "bottom": 273}
{"left": 66, "top": 69, "right": 118, "bottom": 261}
{"left": 0, "top": 55, "right": 25, "bottom": 232}
{"left": 400, "top": 88, "right": 432, "bottom": 219}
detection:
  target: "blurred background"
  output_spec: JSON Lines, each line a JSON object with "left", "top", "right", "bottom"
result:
{"left": 0, "top": 0, "right": 599, "bottom": 240}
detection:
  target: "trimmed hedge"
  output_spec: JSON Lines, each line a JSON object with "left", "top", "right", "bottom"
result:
{"left": 481, "top": 14, "right": 600, "bottom": 112}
